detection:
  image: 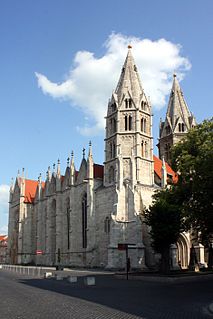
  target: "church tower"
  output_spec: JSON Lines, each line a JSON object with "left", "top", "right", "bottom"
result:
{"left": 104, "top": 46, "right": 154, "bottom": 187}
{"left": 158, "top": 74, "right": 196, "bottom": 163}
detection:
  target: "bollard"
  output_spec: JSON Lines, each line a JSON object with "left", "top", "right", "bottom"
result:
{"left": 67, "top": 276, "right": 78, "bottom": 283}
{"left": 44, "top": 272, "right": 53, "bottom": 278}
{"left": 84, "top": 276, "right": 95, "bottom": 286}
{"left": 55, "top": 274, "right": 63, "bottom": 281}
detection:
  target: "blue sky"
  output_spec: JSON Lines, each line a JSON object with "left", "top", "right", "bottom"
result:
{"left": 0, "top": 0, "right": 212, "bottom": 234}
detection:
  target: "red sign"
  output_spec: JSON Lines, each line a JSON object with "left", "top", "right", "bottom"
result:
{"left": 36, "top": 250, "right": 43, "bottom": 255}
{"left": 118, "top": 243, "right": 136, "bottom": 250}
{"left": 118, "top": 244, "right": 128, "bottom": 250}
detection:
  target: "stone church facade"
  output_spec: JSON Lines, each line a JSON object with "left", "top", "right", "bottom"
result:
{"left": 7, "top": 47, "right": 205, "bottom": 269}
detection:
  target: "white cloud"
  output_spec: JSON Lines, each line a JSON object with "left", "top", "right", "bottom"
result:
{"left": 36, "top": 33, "right": 191, "bottom": 135}
{"left": 0, "top": 185, "right": 9, "bottom": 234}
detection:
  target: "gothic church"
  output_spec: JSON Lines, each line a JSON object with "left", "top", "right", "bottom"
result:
{"left": 8, "top": 47, "right": 202, "bottom": 269}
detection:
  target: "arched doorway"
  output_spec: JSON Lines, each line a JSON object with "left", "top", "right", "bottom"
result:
{"left": 177, "top": 233, "right": 190, "bottom": 269}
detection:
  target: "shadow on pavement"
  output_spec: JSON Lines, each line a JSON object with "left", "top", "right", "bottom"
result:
{"left": 18, "top": 273, "right": 213, "bottom": 319}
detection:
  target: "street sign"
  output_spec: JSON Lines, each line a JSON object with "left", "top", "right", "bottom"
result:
{"left": 117, "top": 243, "right": 136, "bottom": 250}
{"left": 36, "top": 250, "right": 43, "bottom": 255}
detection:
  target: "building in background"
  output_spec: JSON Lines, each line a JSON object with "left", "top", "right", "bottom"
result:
{"left": 0, "top": 235, "right": 8, "bottom": 264}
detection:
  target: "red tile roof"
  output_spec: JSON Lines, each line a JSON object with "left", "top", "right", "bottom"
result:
{"left": 94, "top": 164, "right": 104, "bottom": 179}
{"left": 153, "top": 155, "right": 178, "bottom": 183}
{"left": 0, "top": 235, "right": 8, "bottom": 242}
{"left": 24, "top": 179, "right": 39, "bottom": 203}
{"left": 23, "top": 157, "right": 177, "bottom": 203}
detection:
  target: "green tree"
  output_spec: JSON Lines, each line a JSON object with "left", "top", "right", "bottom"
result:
{"left": 144, "top": 188, "right": 184, "bottom": 274}
{"left": 171, "top": 118, "right": 213, "bottom": 266}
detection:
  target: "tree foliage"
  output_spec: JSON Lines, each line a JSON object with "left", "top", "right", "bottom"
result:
{"left": 171, "top": 118, "right": 213, "bottom": 244}
{"left": 144, "top": 188, "right": 184, "bottom": 273}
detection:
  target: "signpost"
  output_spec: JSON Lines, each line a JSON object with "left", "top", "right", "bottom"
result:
{"left": 118, "top": 243, "right": 136, "bottom": 280}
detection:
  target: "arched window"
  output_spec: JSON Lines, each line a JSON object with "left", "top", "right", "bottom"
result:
{"left": 111, "top": 103, "right": 116, "bottom": 112}
{"left": 182, "top": 123, "right": 185, "bottom": 132}
{"left": 125, "top": 115, "right": 128, "bottom": 130}
{"left": 125, "top": 99, "right": 128, "bottom": 108}
{"left": 145, "top": 142, "right": 148, "bottom": 158}
{"left": 110, "top": 143, "right": 113, "bottom": 159}
{"left": 109, "top": 166, "right": 114, "bottom": 183}
{"left": 113, "top": 142, "right": 116, "bottom": 158}
{"left": 82, "top": 194, "right": 87, "bottom": 248}
{"left": 129, "top": 116, "right": 132, "bottom": 131}
{"left": 104, "top": 217, "right": 110, "bottom": 233}
{"left": 141, "top": 118, "right": 147, "bottom": 133}
{"left": 166, "top": 125, "right": 170, "bottom": 135}
{"left": 178, "top": 123, "right": 181, "bottom": 132}
{"left": 113, "top": 118, "right": 116, "bottom": 133}
{"left": 129, "top": 99, "right": 132, "bottom": 108}
{"left": 141, "top": 141, "right": 144, "bottom": 157}
{"left": 141, "top": 101, "right": 146, "bottom": 111}
{"left": 66, "top": 198, "right": 70, "bottom": 250}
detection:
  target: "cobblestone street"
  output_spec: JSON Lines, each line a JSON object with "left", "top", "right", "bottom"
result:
{"left": 0, "top": 269, "right": 213, "bottom": 318}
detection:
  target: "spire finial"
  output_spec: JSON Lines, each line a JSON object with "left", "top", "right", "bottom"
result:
{"left": 22, "top": 168, "right": 25, "bottom": 178}
{"left": 17, "top": 169, "right": 20, "bottom": 178}
{"left": 173, "top": 73, "right": 177, "bottom": 78}
{"left": 83, "top": 147, "right": 85, "bottom": 159}
{"left": 57, "top": 159, "right": 60, "bottom": 177}
{"left": 88, "top": 141, "right": 93, "bottom": 159}
{"left": 53, "top": 163, "right": 56, "bottom": 171}
{"left": 67, "top": 157, "right": 70, "bottom": 167}
{"left": 38, "top": 173, "right": 42, "bottom": 184}
{"left": 128, "top": 44, "right": 132, "bottom": 49}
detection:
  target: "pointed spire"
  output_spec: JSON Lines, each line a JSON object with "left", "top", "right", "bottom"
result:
{"left": 57, "top": 159, "right": 60, "bottom": 177}
{"left": 47, "top": 166, "right": 51, "bottom": 181}
{"left": 115, "top": 46, "right": 144, "bottom": 103}
{"left": 165, "top": 74, "right": 195, "bottom": 130}
{"left": 22, "top": 168, "right": 25, "bottom": 179}
{"left": 82, "top": 147, "right": 85, "bottom": 159}
{"left": 10, "top": 177, "right": 14, "bottom": 193}
{"left": 161, "top": 156, "right": 167, "bottom": 188}
{"left": 87, "top": 141, "right": 94, "bottom": 179}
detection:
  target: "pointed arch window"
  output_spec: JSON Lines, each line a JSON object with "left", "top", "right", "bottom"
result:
{"left": 66, "top": 198, "right": 70, "bottom": 250}
{"left": 145, "top": 142, "right": 148, "bottom": 158}
{"left": 104, "top": 217, "right": 111, "bottom": 233}
{"left": 182, "top": 123, "right": 185, "bottom": 132}
{"left": 109, "top": 166, "right": 115, "bottom": 183}
{"left": 178, "top": 123, "right": 185, "bottom": 132}
{"left": 110, "top": 143, "right": 113, "bottom": 159}
{"left": 141, "top": 141, "right": 144, "bottom": 157}
{"left": 112, "top": 118, "right": 117, "bottom": 133}
{"left": 82, "top": 194, "right": 87, "bottom": 248}
{"left": 113, "top": 142, "right": 116, "bottom": 158}
{"left": 125, "top": 115, "right": 128, "bottom": 130}
{"left": 125, "top": 99, "right": 128, "bottom": 108}
{"left": 141, "top": 101, "right": 147, "bottom": 111}
{"left": 129, "top": 116, "right": 132, "bottom": 131}
{"left": 141, "top": 118, "right": 147, "bottom": 133}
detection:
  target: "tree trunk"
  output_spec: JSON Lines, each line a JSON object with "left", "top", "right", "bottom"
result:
{"left": 160, "top": 246, "right": 171, "bottom": 274}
